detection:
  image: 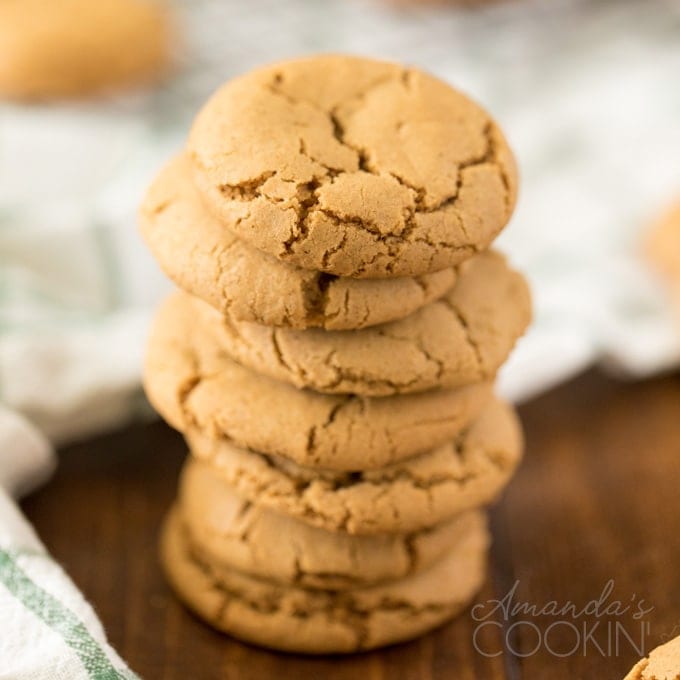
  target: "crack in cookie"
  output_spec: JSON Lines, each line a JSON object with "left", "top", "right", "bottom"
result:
{"left": 188, "top": 55, "right": 517, "bottom": 278}
{"left": 186, "top": 397, "right": 523, "bottom": 534}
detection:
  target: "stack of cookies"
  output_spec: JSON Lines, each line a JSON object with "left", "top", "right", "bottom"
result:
{"left": 140, "top": 55, "right": 531, "bottom": 654}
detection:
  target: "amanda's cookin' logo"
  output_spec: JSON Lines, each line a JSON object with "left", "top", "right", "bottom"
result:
{"left": 471, "top": 580, "right": 654, "bottom": 658}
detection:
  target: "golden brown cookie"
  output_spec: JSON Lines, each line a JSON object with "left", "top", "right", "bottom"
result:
{"left": 624, "top": 634, "right": 680, "bottom": 680}
{"left": 144, "top": 292, "right": 493, "bottom": 470}
{"left": 187, "top": 397, "right": 522, "bottom": 534}
{"left": 161, "top": 507, "right": 489, "bottom": 654}
{"left": 191, "top": 250, "right": 531, "bottom": 396}
{"left": 0, "top": 0, "right": 171, "bottom": 100}
{"left": 179, "top": 458, "right": 482, "bottom": 588}
{"left": 140, "top": 155, "right": 457, "bottom": 330}
{"left": 188, "top": 54, "right": 517, "bottom": 278}
{"left": 646, "top": 202, "right": 680, "bottom": 303}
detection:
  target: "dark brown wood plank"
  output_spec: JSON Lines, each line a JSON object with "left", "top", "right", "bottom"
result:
{"left": 20, "top": 369, "right": 680, "bottom": 679}
{"left": 495, "top": 370, "right": 680, "bottom": 679}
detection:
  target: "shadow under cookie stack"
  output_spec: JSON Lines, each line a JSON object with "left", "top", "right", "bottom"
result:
{"left": 141, "top": 55, "right": 531, "bottom": 654}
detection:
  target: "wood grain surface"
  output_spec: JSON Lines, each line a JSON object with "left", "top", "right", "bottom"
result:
{"left": 21, "top": 369, "right": 680, "bottom": 679}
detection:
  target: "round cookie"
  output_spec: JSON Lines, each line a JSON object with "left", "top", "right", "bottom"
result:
{"left": 144, "top": 293, "right": 493, "bottom": 470}
{"left": 187, "top": 54, "right": 517, "bottom": 278}
{"left": 187, "top": 397, "right": 522, "bottom": 534}
{"left": 180, "top": 459, "right": 481, "bottom": 588}
{"left": 192, "top": 250, "right": 531, "bottom": 396}
{"left": 161, "top": 508, "right": 489, "bottom": 654}
{"left": 646, "top": 202, "right": 680, "bottom": 302}
{"left": 140, "top": 155, "right": 457, "bottom": 330}
{"left": 625, "top": 634, "right": 680, "bottom": 680}
{"left": 0, "top": 0, "right": 171, "bottom": 100}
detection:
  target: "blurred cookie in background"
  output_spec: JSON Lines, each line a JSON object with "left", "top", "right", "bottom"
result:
{"left": 0, "top": 0, "right": 172, "bottom": 100}
{"left": 646, "top": 202, "right": 680, "bottom": 306}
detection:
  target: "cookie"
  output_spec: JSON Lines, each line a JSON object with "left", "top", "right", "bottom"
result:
{"left": 187, "top": 54, "right": 517, "bottom": 278}
{"left": 161, "top": 507, "right": 489, "bottom": 654}
{"left": 179, "top": 458, "right": 482, "bottom": 588}
{"left": 187, "top": 397, "right": 522, "bottom": 534}
{"left": 0, "top": 0, "right": 170, "bottom": 100}
{"left": 191, "top": 250, "right": 531, "bottom": 396}
{"left": 144, "top": 293, "right": 493, "bottom": 470}
{"left": 625, "top": 634, "right": 680, "bottom": 680}
{"left": 646, "top": 202, "right": 680, "bottom": 301}
{"left": 140, "top": 155, "right": 457, "bottom": 330}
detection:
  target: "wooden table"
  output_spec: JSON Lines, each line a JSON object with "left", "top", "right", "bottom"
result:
{"left": 22, "top": 369, "right": 680, "bottom": 679}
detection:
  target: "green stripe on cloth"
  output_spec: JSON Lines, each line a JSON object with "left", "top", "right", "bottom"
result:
{"left": 0, "top": 548, "right": 137, "bottom": 680}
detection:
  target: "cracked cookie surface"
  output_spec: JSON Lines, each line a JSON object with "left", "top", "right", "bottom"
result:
{"left": 0, "top": 0, "right": 170, "bottom": 99}
{"left": 140, "top": 155, "right": 456, "bottom": 329}
{"left": 187, "top": 54, "right": 517, "bottom": 278}
{"left": 624, "top": 634, "right": 680, "bottom": 680}
{"left": 144, "top": 292, "right": 492, "bottom": 470}
{"left": 189, "top": 249, "right": 531, "bottom": 396}
{"left": 161, "top": 508, "right": 488, "bottom": 654}
{"left": 187, "top": 397, "right": 522, "bottom": 534}
{"left": 179, "top": 457, "right": 481, "bottom": 589}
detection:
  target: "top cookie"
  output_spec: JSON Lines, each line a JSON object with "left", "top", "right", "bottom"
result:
{"left": 0, "top": 0, "right": 170, "bottom": 100}
{"left": 188, "top": 54, "right": 517, "bottom": 278}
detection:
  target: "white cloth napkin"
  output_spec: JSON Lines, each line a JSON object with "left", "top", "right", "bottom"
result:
{"left": 0, "top": 407, "right": 137, "bottom": 679}
{"left": 1, "top": 0, "right": 680, "bottom": 676}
